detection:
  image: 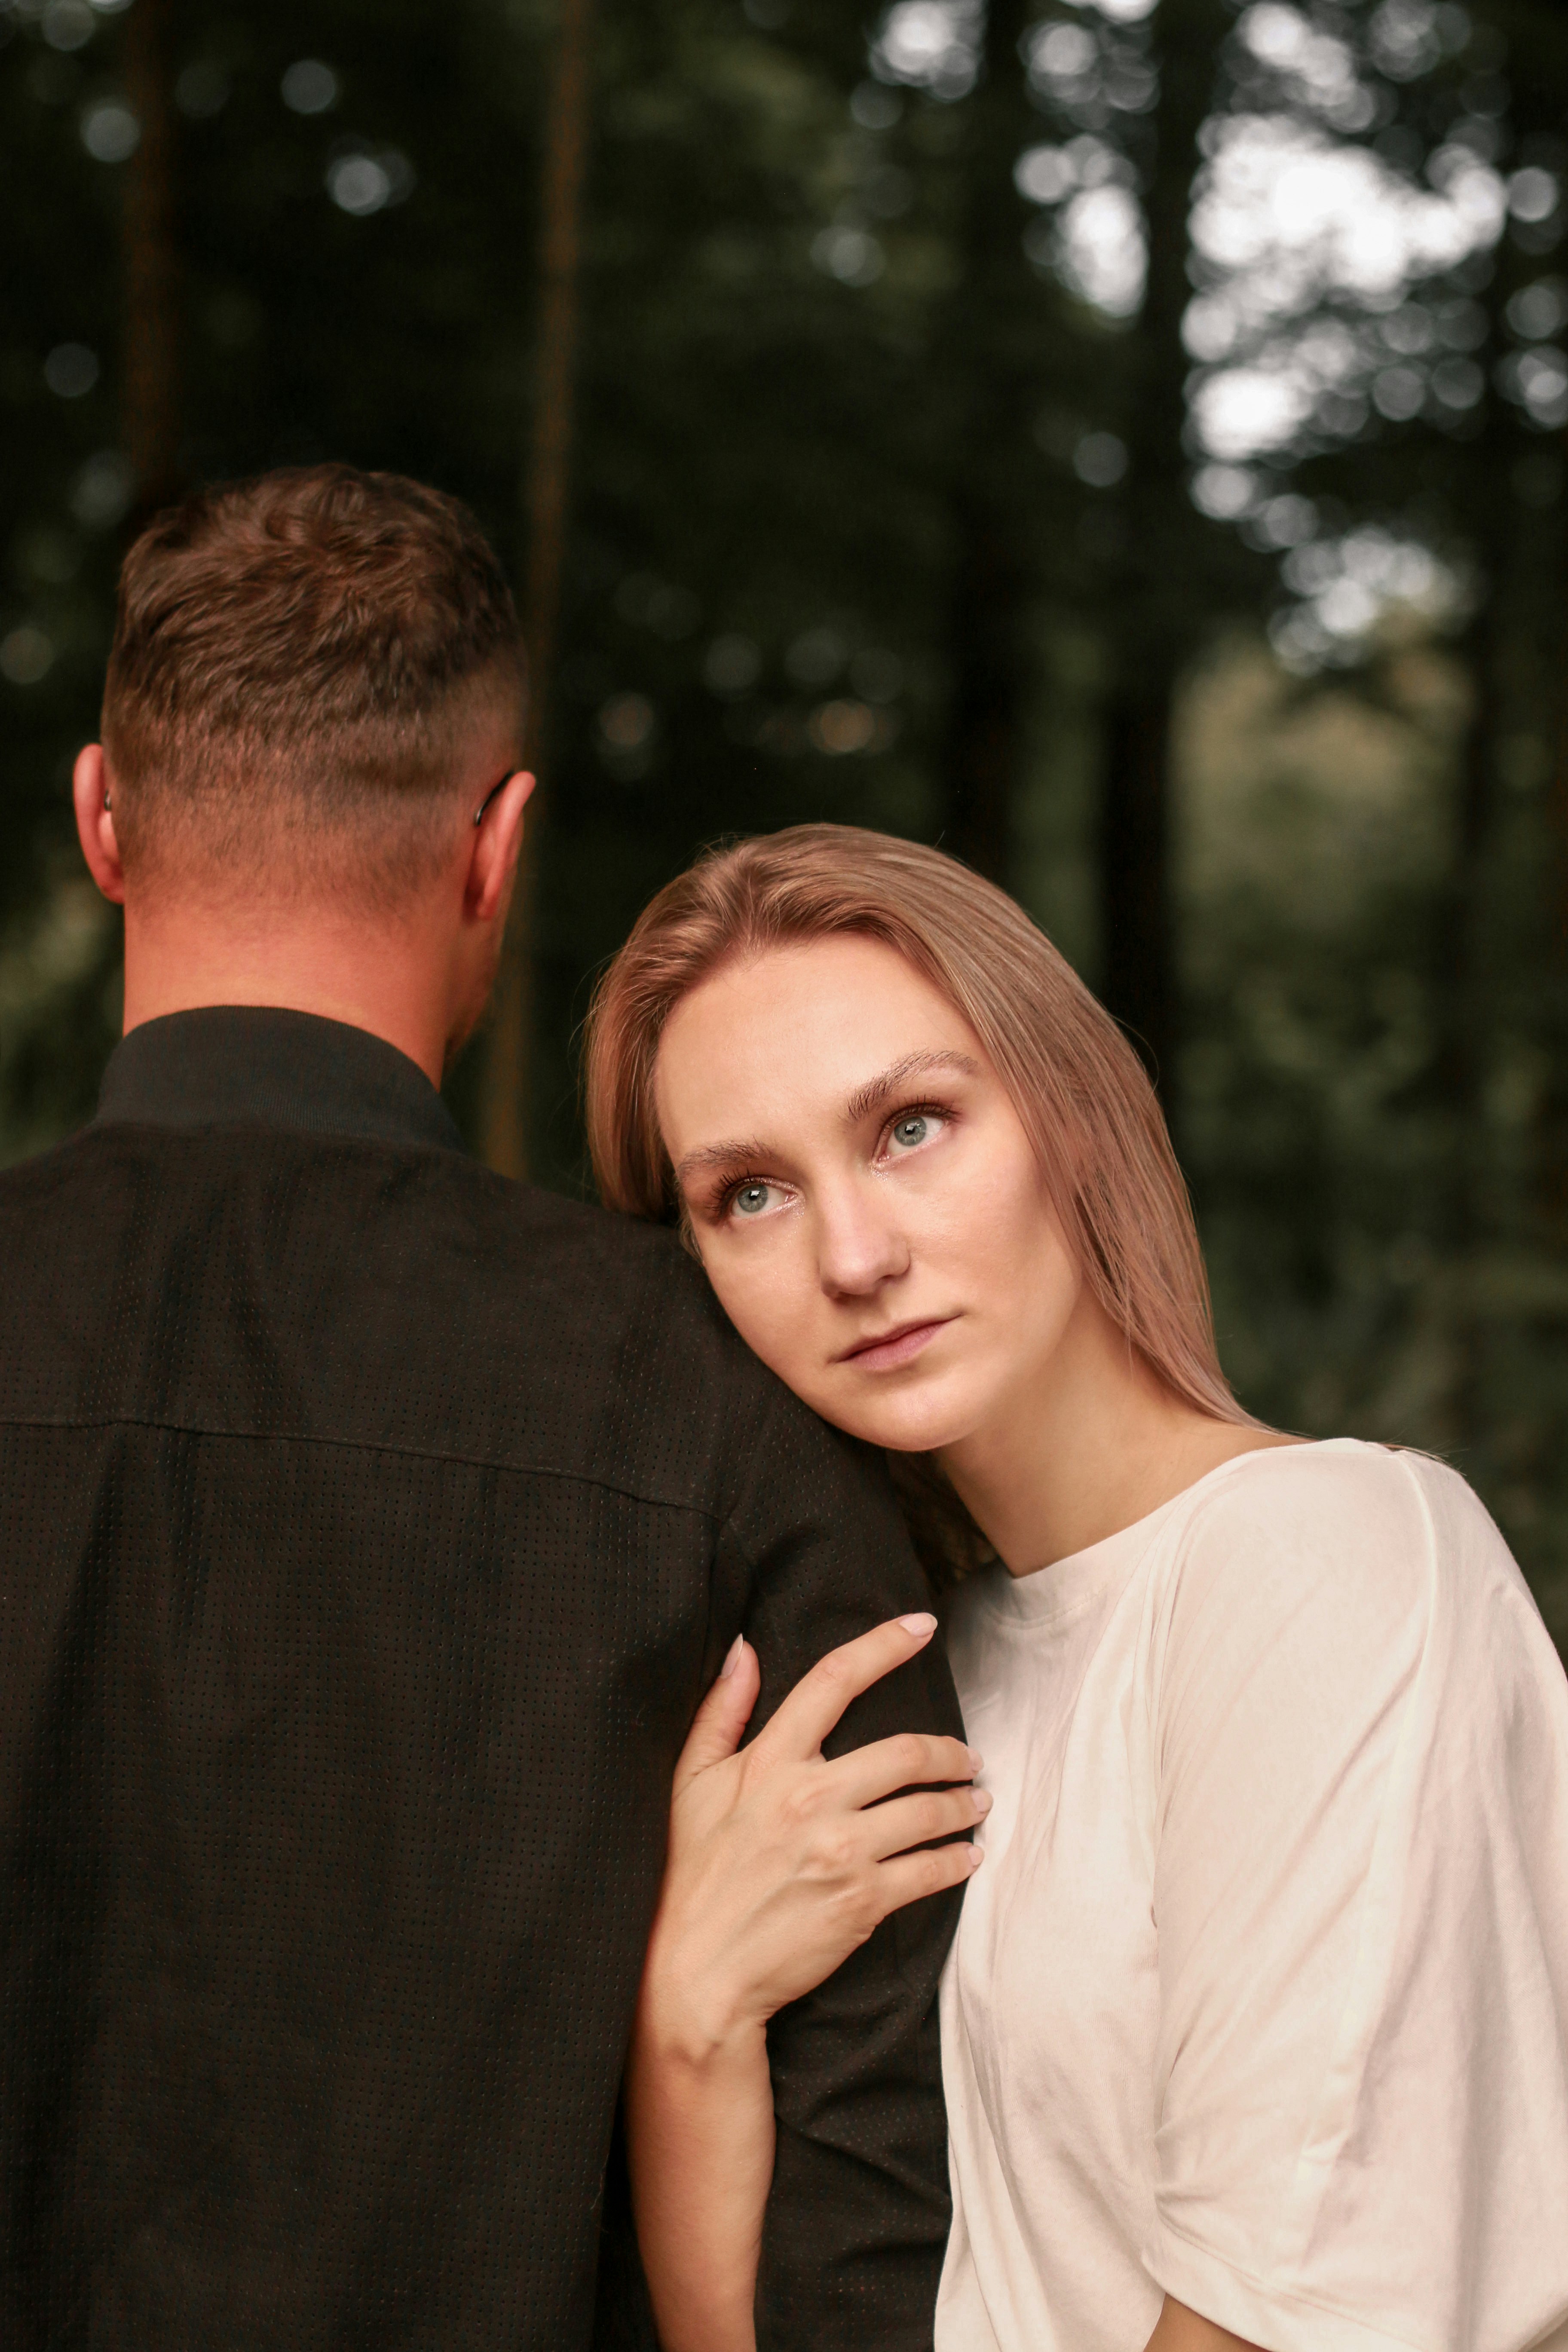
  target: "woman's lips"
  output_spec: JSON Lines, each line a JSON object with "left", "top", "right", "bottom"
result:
{"left": 836, "top": 1317, "right": 954, "bottom": 1371}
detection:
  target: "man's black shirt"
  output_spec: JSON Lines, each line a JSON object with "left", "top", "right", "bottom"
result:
{"left": 0, "top": 1009, "right": 963, "bottom": 2350}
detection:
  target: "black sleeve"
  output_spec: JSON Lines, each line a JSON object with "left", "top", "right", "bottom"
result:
{"left": 714, "top": 1381, "right": 966, "bottom": 2352}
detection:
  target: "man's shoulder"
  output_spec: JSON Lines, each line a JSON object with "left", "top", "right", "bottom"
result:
{"left": 447, "top": 1158, "right": 778, "bottom": 1390}
{"left": 2, "top": 1115, "right": 688, "bottom": 1290}
{"left": 0, "top": 1119, "right": 791, "bottom": 1510}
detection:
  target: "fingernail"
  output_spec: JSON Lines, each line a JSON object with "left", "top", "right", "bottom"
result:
{"left": 898, "top": 1612, "right": 937, "bottom": 1638}
{"left": 973, "top": 1788, "right": 993, "bottom": 1815}
{"left": 964, "top": 1843, "right": 984, "bottom": 1869}
{"left": 968, "top": 1750, "right": 984, "bottom": 1773}
{"left": 720, "top": 1634, "right": 744, "bottom": 1678}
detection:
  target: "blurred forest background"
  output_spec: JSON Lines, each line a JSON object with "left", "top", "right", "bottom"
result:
{"left": 3, "top": 0, "right": 1567, "bottom": 1643}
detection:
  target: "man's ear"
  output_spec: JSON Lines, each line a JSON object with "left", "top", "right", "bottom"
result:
{"left": 466, "top": 769, "right": 536, "bottom": 926}
{"left": 74, "top": 744, "right": 126, "bottom": 905}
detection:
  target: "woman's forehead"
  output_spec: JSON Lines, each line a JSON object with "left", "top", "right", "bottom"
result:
{"left": 655, "top": 938, "right": 987, "bottom": 1141}
{"left": 672, "top": 935, "right": 967, "bottom": 1038}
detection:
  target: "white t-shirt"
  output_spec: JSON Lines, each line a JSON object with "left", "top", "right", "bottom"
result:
{"left": 937, "top": 1439, "right": 1568, "bottom": 2352}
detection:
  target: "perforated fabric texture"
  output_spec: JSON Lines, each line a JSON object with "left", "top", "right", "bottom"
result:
{"left": 0, "top": 1012, "right": 960, "bottom": 2351}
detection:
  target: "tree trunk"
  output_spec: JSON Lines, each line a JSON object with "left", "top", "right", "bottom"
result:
{"left": 1430, "top": 254, "right": 1538, "bottom": 1430}
{"left": 935, "top": 0, "right": 1038, "bottom": 887}
{"left": 1556, "top": 413, "right": 1568, "bottom": 963}
{"left": 1540, "top": 416, "right": 1568, "bottom": 1233}
{"left": 1100, "top": 679, "right": 1175, "bottom": 1083}
{"left": 1097, "top": 0, "right": 1225, "bottom": 1101}
{"left": 1429, "top": 590, "right": 1505, "bottom": 1442}
{"left": 481, "top": 0, "right": 598, "bottom": 1179}
{"left": 943, "top": 502, "right": 1023, "bottom": 882}
{"left": 120, "top": 0, "right": 181, "bottom": 519}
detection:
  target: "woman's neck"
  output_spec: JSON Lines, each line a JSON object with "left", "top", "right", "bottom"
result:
{"left": 937, "top": 1289, "right": 1295, "bottom": 1578}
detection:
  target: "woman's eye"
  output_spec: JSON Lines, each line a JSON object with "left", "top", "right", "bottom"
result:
{"left": 887, "top": 1110, "right": 943, "bottom": 1155}
{"left": 730, "top": 1181, "right": 776, "bottom": 1219}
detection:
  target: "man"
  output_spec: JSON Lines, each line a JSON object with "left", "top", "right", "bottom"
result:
{"left": 0, "top": 466, "right": 962, "bottom": 2349}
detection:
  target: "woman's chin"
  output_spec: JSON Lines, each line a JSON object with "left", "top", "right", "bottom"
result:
{"left": 806, "top": 1369, "right": 979, "bottom": 1458}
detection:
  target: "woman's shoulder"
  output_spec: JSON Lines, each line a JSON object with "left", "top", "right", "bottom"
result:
{"left": 1161, "top": 1437, "right": 1542, "bottom": 1678}
{"left": 1179, "top": 1436, "right": 1487, "bottom": 1561}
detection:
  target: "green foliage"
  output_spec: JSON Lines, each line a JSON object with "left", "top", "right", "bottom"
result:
{"left": 1, "top": 0, "right": 1566, "bottom": 1640}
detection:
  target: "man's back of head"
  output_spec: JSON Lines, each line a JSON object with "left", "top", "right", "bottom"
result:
{"left": 74, "top": 464, "right": 536, "bottom": 1080}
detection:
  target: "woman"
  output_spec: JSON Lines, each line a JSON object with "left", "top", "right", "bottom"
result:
{"left": 584, "top": 825, "right": 1568, "bottom": 2352}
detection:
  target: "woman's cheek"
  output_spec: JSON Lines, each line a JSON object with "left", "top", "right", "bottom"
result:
{"left": 705, "top": 1249, "right": 806, "bottom": 1385}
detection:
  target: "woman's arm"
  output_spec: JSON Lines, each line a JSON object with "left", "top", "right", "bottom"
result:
{"left": 627, "top": 1617, "right": 986, "bottom": 2352}
{"left": 624, "top": 1991, "right": 771, "bottom": 2352}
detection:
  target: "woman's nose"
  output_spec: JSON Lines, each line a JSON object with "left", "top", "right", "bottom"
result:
{"left": 814, "top": 1185, "right": 911, "bottom": 1298}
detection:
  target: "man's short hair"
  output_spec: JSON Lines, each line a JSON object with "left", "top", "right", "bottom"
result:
{"left": 102, "top": 464, "right": 527, "bottom": 902}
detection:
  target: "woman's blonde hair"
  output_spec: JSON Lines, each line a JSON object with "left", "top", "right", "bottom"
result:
{"left": 584, "top": 825, "right": 1251, "bottom": 1572}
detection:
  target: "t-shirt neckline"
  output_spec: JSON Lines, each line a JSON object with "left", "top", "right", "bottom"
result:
{"left": 981, "top": 1437, "right": 1359, "bottom": 1626}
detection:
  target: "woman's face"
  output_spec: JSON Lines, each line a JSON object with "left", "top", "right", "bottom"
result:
{"left": 653, "top": 934, "right": 1084, "bottom": 1455}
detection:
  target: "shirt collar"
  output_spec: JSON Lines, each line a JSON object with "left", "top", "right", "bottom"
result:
{"left": 95, "top": 1007, "right": 467, "bottom": 1156}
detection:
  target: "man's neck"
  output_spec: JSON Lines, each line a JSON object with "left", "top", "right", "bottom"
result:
{"left": 121, "top": 897, "right": 458, "bottom": 1087}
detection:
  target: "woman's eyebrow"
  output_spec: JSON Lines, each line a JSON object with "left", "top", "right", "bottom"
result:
{"left": 671, "top": 1053, "right": 978, "bottom": 1185}
{"left": 672, "top": 1137, "right": 771, "bottom": 1187}
{"left": 842, "top": 1050, "right": 979, "bottom": 1127}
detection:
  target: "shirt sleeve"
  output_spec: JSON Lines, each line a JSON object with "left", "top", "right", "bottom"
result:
{"left": 717, "top": 1378, "right": 966, "bottom": 2352}
{"left": 1140, "top": 1445, "right": 1568, "bottom": 2352}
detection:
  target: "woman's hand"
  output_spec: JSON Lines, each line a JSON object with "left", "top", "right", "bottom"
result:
{"left": 643, "top": 1611, "right": 986, "bottom": 2061}
{"left": 626, "top": 1614, "right": 986, "bottom": 2352}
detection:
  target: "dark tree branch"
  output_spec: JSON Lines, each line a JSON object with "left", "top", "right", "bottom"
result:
{"left": 483, "top": 0, "right": 598, "bottom": 1179}
{"left": 1098, "top": 0, "right": 1229, "bottom": 1107}
{"left": 121, "top": 0, "right": 181, "bottom": 520}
